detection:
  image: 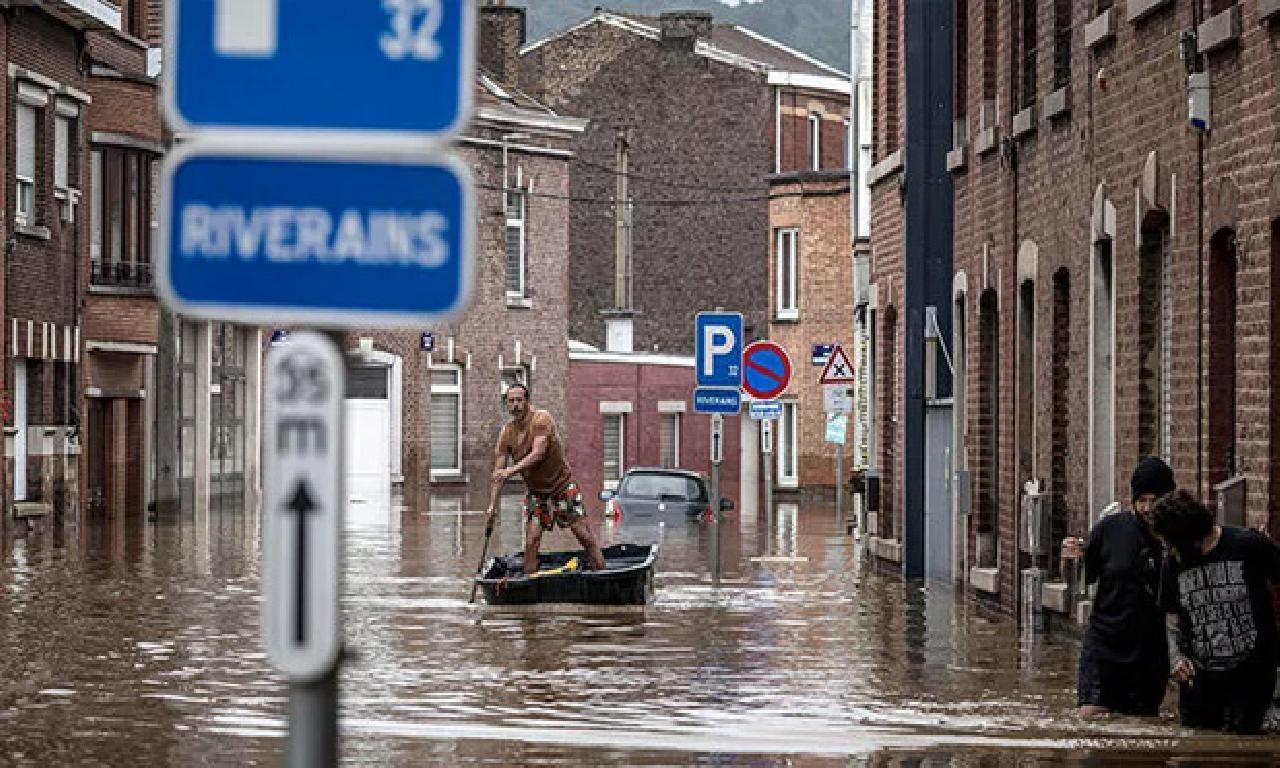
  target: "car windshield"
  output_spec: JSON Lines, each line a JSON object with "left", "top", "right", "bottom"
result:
{"left": 620, "top": 473, "right": 706, "bottom": 501}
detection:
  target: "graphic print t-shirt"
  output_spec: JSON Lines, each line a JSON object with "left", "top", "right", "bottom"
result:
{"left": 1159, "top": 527, "right": 1280, "bottom": 672}
{"left": 496, "top": 410, "right": 572, "bottom": 497}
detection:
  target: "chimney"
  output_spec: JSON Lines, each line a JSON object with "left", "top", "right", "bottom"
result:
{"left": 659, "top": 11, "right": 713, "bottom": 50}
{"left": 479, "top": 4, "right": 527, "bottom": 84}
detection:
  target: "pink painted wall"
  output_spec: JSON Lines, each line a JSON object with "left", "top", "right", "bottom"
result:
{"left": 566, "top": 357, "right": 743, "bottom": 516}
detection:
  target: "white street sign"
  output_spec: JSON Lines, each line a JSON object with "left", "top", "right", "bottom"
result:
{"left": 710, "top": 413, "right": 725, "bottom": 464}
{"left": 263, "top": 331, "right": 344, "bottom": 681}
{"left": 761, "top": 419, "right": 773, "bottom": 455}
{"left": 824, "top": 384, "right": 852, "bottom": 414}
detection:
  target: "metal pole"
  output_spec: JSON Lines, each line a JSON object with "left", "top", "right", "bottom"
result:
{"left": 836, "top": 445, "right": 843, "bottom": 529}
{"left": 711, "top": 413, "right": 723, "bottom": 588}
{"left": 288, "top": 666, "right": 338, "bottom": 767}
{"left": 762, "top": 418, "right": 774, "bottom": 553}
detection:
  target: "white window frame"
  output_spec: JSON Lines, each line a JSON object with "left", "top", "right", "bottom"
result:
{"left": 843, "top": 117, "right": 852, "bottom": 170}
{"left": 429, "top": 364, "right": 463, "bottom": 477}
{"left": 505, "top": 188, "right": 527, "bottom": 299}
{"left": 776, "top": 228, "right": 799, "bottom": 320}
{"left": 777, "top": 400, "right": 799, "bottom": 488}
{"left": 660, "top": 412, "right": 681, "bottom": 468}
{"left": 808, "top": 113, "right": 821, "bottom": 171}
{"left": 603, "top": 413, "right": 625, "bottom": 489}
{"left": 15, "top": 101, "right": 38, "bottom": 226}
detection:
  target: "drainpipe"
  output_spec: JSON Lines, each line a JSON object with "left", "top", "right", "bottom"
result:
{"left": 1192, "top": 0, "right": 1205, "bottom": 498}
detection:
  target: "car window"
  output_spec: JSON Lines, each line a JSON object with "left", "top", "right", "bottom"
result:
{"left": 620, "top": 473, "right": 706, "bottom": 501}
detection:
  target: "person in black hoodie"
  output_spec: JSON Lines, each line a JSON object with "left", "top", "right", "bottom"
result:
{"left": 1154, "top": 489, "right": 1280, "bottom": 734}
{"left": 1061, "top": 456, "right": 1173, "bottom": 717}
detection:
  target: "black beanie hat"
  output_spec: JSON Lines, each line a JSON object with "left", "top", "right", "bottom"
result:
{"left": 1131, "top": 456, "right": 1175, "bottom": 502}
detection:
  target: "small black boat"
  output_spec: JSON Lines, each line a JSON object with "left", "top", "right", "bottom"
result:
{"left": 474, "top": 542, "right": 658, "bottom": 606}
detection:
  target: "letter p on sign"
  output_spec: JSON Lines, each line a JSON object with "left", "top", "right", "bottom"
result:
{"left": 216, "top": 0, "right": 278, "bottom": 57}
{"left": 703, "top": 326, "right": 733, "bottom": 377}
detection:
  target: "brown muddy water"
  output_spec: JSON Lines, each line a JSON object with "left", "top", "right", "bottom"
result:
{"left": 0, "top": 500, "right": 1277, "bottom": 766}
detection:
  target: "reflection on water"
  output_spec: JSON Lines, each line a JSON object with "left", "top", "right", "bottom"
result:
{"left": 0, "top": 500, "right": 1275, "bottom": 766}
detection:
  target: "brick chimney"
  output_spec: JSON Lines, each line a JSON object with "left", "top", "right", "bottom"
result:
{"left": 479, "top": 4, "right": 527, "bottom": 84}
{"left": 659, "top": 11, "right": 713, "bottom": 50}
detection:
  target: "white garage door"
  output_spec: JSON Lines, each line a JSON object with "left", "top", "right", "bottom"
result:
{"left": 345, "top": 366, "right": 392, "bottom": 514}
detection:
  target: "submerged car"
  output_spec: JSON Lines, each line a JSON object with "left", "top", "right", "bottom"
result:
{"left": 600, "top": 467, "right": 734, "bottom": 522}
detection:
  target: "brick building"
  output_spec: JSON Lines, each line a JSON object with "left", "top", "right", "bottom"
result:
{"left": 335, "top": 55, "right": 584, "bottom": 513}
{"left": 870, "top": 0, "right": 1280, "bottom": 617}
{"left": 0, "top": 1, "right": 162, "bottom": 527}
{"left": 81, "top": 1, "right": 165, "bottom": 520}
{"left": 517, "top": 7, "right": 851, "bottom": 358}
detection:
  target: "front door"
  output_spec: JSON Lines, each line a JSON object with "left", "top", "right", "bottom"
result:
{"left": 345, "top": 366, "right": 391, "bottom": 513}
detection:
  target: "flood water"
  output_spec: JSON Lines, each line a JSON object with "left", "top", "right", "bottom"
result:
{"left": 1, "top": 499, "right": 1277, "bottom": 767}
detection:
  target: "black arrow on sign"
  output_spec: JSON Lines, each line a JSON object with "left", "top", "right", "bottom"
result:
{"left": 285, "top": 480, "right": 319, "bottom": 646}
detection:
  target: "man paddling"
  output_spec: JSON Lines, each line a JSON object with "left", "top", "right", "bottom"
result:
{"left": 487, "top": 383, "right": 607, "bottom": 576}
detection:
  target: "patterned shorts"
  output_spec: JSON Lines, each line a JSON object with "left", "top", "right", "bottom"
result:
{"left": 524, "top": 482, "right": 587, "bottom": 532}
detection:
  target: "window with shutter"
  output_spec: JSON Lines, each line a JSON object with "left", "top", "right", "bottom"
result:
{"left": 15, "top": 103, "right": 36, "bottom": 224}
{"left": 660, "top": 413, "right": 679, "bottom": 468}
{"left": 809, "top": 114, "right": 821, "bottom": 171}
{"left": 603, "top": 414, "right": 624, "bottom": 486}
{"left": 430, "top": 367, "right": 462, "bottom": 473}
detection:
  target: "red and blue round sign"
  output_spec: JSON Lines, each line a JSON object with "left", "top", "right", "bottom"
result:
{"left": 741, "top": 341, "right": 792, "bottom": 400}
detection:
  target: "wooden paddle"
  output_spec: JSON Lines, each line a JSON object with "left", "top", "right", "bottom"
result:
{"left": 468, "top": 482, "right": 502, "bottom": 604}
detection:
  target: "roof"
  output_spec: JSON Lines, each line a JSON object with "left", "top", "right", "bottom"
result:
{"left": 472, "top": 69, "right": 589, "bottom": 133}
{"left": 523, "top": 9, "right": 849, "bottom": 89}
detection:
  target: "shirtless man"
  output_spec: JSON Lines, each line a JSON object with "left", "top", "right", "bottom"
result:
{"left": 487, "top": 383, "right": 607, "bottom": 576}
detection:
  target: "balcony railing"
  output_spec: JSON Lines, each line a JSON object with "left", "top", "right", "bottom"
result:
{"left": 91, "top": 259, "right": 152, "bottom": 289}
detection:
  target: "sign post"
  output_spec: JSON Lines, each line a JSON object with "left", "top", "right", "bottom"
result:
{"left": 710, "top": 413, "right": 724, "bottom": 588}
{"left": 820, "top": 345, "right": 857, "bottom": 529}
{"left": 761, "top": 418, "right": 774, "bottom": 550}
{"left": 263, "top": 331, "right": 345, "bottom": 767}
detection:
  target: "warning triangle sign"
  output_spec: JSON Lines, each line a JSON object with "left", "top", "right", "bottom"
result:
{"left": 818, "top": 344, "right": 857, "bottom": 384}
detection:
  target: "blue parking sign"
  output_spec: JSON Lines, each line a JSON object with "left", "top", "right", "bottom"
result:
{"left": 167, "top": 0, "right": 475, "bottom": 136}
{"left": 695, "top": 312, "right": 743, "bottom": 388}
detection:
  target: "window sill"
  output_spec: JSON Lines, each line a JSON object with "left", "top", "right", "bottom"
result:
{"left": 1012, "top": 106, "right": 1037, "bottom": 140}
{"left": 1043, "top": 87, "right": 1070, "bottom": 121}
{"left": 946, "top": 145, "right": 968, "bottom": 173}
{"left": 1041, "top": 581, "right": 1071, "bottom": 613}
{"left": 1198, "top": 5, "right": 1241, "bottom": 55}
{"left": 505, "top": 295, "right": 533, "bottom": 309}
{"left": 970, "top": 566, "right": 1000, "bottom": 594}
{"left": 1084, "top": 8, "right": 1116, "bottom": 49}
{"left": 15, "top": 223, "right": 51, "bottom": 241}
{"left": 430, "top": 471, "right": 469, "bottom": 485}
{"left": 773, "top": 312, "right": 799, "bottom": 324}
{"left": 1127, "top": 0, "right": 1174, "bottom": 23}
{"left": 866, "top": 149, "right": 903, "bottom": 188}
{"left": 869, "top": 536, "right": 902, "bottom": 563}
{"left": 975, "top": 126, "right": 998, "bottom": 156}
{"left": 89, "top": 284, "right": 154, "bottom": 297}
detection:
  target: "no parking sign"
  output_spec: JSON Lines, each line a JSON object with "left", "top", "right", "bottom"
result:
{"left": 741, "top": 341, "right": 792, "bottom": 400}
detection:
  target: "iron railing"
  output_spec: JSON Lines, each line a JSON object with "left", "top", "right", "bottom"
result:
{"left": 90, "top": 259, "right": 152, "bottom": 288}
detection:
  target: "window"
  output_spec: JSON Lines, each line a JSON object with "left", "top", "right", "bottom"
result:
{"left": 505, "top": 188, "right": 526, "bottom": 298}
{"left": 660, "top": 413, "right": 680, "bottom": 468}
{"left": 955, "top": 0, "right": 968, "bottom": 119}
{"left": 1019, "top": 0, "right": 1038, "bottom": 110}
{"left": 775, "top": 228, "right": 799, "bottom": 319}
{"left": 843, "top": 118, "right": 852, "bottom": 170}
{"left": 1053, "top": 0, "right": 1071, "bottom": 90}
{"left": 603, "top": 414, "right": 624, "bottom": 487}
{"left": 15, "top": 102, "right": 37, "bottom": 225}
{"left": 91, "top": 147, "right": 156, "bottom": 287}
{"left": 777, "top": 401, "right": 798, "bottom": 487}
{"left": 430, "top": 366, "right": 462, "bottom": 474}
{"left": 808, "top": 113, "right": 821, "bottom": 171}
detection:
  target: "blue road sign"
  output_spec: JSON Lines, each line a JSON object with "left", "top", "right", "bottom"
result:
{"left": 812, "top": 343, "right": 834, "bottom": 366}
{"left": 694, "top": 387, "right": 741, "bottom": 415}
{"left": 695, "top": 312, "right": 743, "bottom": 388}
{"left": 749, "top": 399, "right": 782, "bottom": 420}
{"left": 166, "top": 0, "right": 475, "bottom": 136}
{"left": 159, "top": 144, "right": 474, "bottom": 327}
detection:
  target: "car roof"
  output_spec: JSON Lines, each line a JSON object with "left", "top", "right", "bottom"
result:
{"left": 622, "top": 467, "right": 705, "bottom": 481}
